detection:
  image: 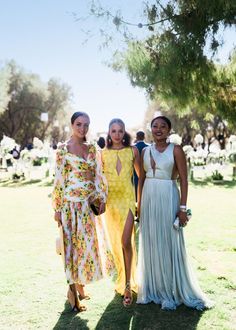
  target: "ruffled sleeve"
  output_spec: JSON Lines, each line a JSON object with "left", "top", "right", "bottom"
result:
{"left": 88, "top": 144, "right": 107, "bottom": 203}
{"left": 95, "top": 149, "right": 108, "bottom": 202}
{"left": 52, "top": 148, "right": 65, "bottom": 212}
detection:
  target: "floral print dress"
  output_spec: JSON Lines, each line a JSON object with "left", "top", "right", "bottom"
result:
{"left": 52, "top": 143, "right": 114, "bottom": 285}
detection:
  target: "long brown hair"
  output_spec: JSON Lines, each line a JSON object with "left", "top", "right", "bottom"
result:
{"left": 106, "top": 118, "right": 131, "bottom": 148}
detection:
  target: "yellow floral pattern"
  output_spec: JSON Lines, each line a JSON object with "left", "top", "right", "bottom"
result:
{"left": 52, "top": 144, "right": 115, "bottom": 285}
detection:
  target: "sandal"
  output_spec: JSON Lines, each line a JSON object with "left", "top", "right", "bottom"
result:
{"left": 67, "top": 287, "right": 87, "bottom": 312}
{"left": 123, "top": 282, "right": 133, "bottom": 307}
{"left": 76, "top": 283, "right": 90, "bottom": 300}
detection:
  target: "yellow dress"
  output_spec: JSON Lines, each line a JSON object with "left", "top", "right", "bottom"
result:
{"left": 102, "top": 147, "right": 137, "bottom": 294}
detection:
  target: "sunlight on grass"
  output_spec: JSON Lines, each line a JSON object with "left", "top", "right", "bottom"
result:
{"left": 0, "top": 183, "right": 235, "bottom": 329}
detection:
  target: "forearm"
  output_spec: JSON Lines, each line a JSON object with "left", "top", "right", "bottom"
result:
{"left": 137, "top": 177, "right": 145, "bottom": 205}
{"left": 179, "top": 177, "right": 188, "bottom": 206}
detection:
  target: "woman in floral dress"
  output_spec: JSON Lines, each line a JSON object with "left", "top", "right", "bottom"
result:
{"left": 52, "top": 112, "right": 114, "bottom": 312}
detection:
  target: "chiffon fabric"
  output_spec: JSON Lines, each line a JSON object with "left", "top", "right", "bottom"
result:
{"left": 102, "top": 147, "right": 137, "bottom": 294}
{"left": 137, "top": 143, "right": 213, "bottom": 310}
{"left": 52, "top": 143, "right": 115, "bottom": 285}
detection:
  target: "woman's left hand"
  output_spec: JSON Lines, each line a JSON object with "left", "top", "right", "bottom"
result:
{"left": 98, "top": 202, "right": 106, "bottom": 214}
{"left": 177, "top": 210, "right": 188, "bottom": 227}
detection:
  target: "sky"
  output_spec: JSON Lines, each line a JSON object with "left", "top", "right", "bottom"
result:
{"left": 0, "top": 0, "right": 235, "bottom": 136}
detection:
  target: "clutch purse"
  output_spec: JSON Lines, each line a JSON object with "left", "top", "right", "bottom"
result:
{"left": 89, "top": 198, "right": 106, "bottom": 216}
{"left": 56, "top": 237, "right": 61, "bottom": 255}
{"left": 173, "top": 209, "right": 192, "bottom": 230}
{"left": 55, "top": 226, "right": 64, "bottom": 255}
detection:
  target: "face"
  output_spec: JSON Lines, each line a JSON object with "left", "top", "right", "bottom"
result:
{"left": 151, "top": 118, "right": 170, "bottom": 141}
{"left": 72, "top": 115, "right": 90, "bottom": 139}
{"left": 109, "top": 123, "right": 125, "bottom": 145}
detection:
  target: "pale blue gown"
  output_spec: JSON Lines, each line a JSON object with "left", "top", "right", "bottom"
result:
{"left": 137, "top": 143, "right": 213, "bottom": 310}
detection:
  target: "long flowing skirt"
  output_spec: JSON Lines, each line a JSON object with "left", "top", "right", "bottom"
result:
{"left": 137, "top": 179, "right": 213, "bottom": 310}
{"left": 104, "top": 202, "right": 137, "bottom": 294}
{"left": 61, "top": 201, "right": 115, "bottom": 285}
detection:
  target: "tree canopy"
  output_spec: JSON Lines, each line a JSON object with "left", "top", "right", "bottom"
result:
{"left": 88, "top": 0, "right": 236, "bottom": 123}
{"left": 0, "top": 61, "right": 72, "bottom": 146}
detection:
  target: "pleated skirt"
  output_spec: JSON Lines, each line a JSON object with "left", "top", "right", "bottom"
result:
{"left": 137, "top": 178, "right": 213, "bottom": 310}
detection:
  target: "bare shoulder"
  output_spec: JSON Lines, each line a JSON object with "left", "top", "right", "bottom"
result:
{"left": 141, "top": 145, "right": 149, "bottom": 156}
{"left": 173, "top": 144, "right": 186, "bottom": 162}
{"left": 174, "top": 144, "right": 184, "bottom": 154}
{"left": 132, "top": 145, "right": 139, "bottom": 155}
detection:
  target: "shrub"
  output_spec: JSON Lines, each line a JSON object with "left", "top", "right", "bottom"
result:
{"left": 211, "top": 170, "right": 223, "bottom": 181}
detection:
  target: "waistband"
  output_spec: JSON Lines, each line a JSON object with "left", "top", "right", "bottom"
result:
{"left": 145, "top": 177, "right": 177, "bottom": 182}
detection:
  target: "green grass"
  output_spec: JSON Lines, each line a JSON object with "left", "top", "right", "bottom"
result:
{"left": 0, "top": 182, "right": 235, "bottom": 329}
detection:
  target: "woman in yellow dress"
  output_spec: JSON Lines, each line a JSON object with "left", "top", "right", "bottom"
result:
{"left": 101, "top": 118, "right": 140, "bottom": 307}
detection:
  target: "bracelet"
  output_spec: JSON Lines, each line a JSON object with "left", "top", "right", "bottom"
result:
{"left": 179, "top": 209, "right": 187, "bottom": 213}
{"left": 180, "top": 205, "right": 187, "bottom": 209}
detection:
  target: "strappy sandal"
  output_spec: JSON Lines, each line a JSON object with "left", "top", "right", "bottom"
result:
{"left": 76, "top": 283, "right": 90, "bottom": 301}
{"left": 123, "top": 282, "right": 133, "bottom": 307}
{"left": 67, "top": 287, "right": 87, "bottom": 312}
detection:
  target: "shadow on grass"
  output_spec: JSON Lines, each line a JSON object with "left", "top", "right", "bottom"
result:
{"left": 190, "top": 178, "right": 236, "bottom": 188}
{"left": 0, "top": 178, "right": 41, "bottom": 187}
{"left": 95, "top": 293, "right": 204, "bottom": 330}
{"left": 0, "top": 178, "right": 54, "bottom": 187}
{"left": 53, "top": 301, "right": 89, "bottom": 330}
{"left": 190, "top": 178, "right": 211, "bottom": 187}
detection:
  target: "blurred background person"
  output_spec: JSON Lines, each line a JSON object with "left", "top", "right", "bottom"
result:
{"left": 133, "top": 131, "right": 148, "bottom": 201}
{"left": 97, "top": 136, "right": 106, "bottom": 149}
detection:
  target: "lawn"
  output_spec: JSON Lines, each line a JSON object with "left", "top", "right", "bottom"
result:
{"left": 0, "top": 180, "right": 235, "bottom": 330}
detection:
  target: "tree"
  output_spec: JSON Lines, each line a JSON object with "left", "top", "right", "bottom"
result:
{"left": 144, "top": 99, "right": 233, "bottom": 148}
{"left": 0, "top": 65, "right": 10, "bottom": 114}
{"left": 0, "top": 61, "right": 72, "bottom": 146}
{"left": 88, "top": 0, "right": 236, "bottom": 123}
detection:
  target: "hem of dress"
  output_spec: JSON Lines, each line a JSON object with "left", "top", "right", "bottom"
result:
{"left": 136, "top": 297, "right": 214, "bottom": 311}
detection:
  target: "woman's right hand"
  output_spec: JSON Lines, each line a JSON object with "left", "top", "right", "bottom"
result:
{"left": 54, "top": 211, "right": 62, "bottom": 227}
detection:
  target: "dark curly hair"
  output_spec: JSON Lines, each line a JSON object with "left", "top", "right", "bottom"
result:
{"left": 106, "top": 118, "right": 131, "bottom": 148}
{"left": 151, "top": 116, "right": 171, "bottom": 129}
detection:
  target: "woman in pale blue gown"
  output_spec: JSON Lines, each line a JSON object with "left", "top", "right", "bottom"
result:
{"left": 137, "top": 116, "right": 213, "bottom": 310}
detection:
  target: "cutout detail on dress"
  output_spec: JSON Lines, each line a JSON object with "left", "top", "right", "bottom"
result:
{"left": 150, "top": 149, "right": 156, "bottom": 177}
{"left": 116, "top": 154, "right": 122, "bottom": 176}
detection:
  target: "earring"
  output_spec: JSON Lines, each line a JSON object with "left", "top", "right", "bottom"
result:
{"left": 108, "top": 137, "right": 112, "bottom": 143}
{"left": 122, "top": 138, "right": 125, "bottom": 143}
